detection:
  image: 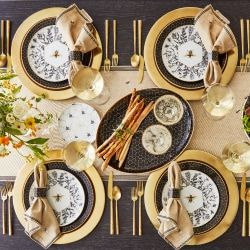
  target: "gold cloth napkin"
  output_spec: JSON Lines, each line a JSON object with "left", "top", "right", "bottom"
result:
{"left": 158, "top": 162, "right": 194, "bottom": 250}
{"left": 24, "top": 164, "right": 60, "bottom": 249}
{"left": 56, "top": 4, "right": 98, "bottom": 83}
{"left": 194, "top": 4, "right": 237, "bottom": 87}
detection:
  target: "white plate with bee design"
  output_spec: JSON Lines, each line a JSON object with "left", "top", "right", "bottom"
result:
{"left": 58, "top": 103, "right": 100, "bottom": 143}
{"left": 28, "top": 169, "right": 85, "bottom": 226}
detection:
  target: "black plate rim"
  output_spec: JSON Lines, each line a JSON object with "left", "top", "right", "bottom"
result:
{"left": 154, "top": 16, "right": 228, "bottom": 90}
{"left": 23, "top": 160, "right": 95, "bottom": 234}
{"left": 155, "top": 159, "right": 229, "bottom": 235}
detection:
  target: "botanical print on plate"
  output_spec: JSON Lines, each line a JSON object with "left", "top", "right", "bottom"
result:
{"left": 27, "top": 24, "right": 70, "bottom": 82}
{"left": 154, "top": 95, "right": 184, "bottom": 125}
{"left": 161, "top": 24, "right": 208, "bottom": 82}
{"left": 142, "top": 125, "right": 172, "bottom": 155}
{"left": 58, "top": 103, "right": 101, "bottom": 143}
{"left": 162, "top": 169, "right": 220, "bottom": 227}
{"left": 29, "top": 169, "right": 85, "bottom": 226}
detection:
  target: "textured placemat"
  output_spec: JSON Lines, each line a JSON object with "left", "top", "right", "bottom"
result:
{"left": 0, "top": 69, "right": 248, "bottom": 180}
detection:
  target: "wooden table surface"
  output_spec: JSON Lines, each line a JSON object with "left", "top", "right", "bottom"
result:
{"left": 0, "top": 0, "right": 250, "bottom": 249}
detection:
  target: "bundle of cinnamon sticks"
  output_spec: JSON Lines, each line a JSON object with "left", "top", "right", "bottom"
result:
{"left": 96, "top": 89, "right": 154, "bottom": 171}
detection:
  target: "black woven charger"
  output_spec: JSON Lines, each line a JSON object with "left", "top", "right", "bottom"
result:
{"left": 23, "top": 161, "right": 95, "bottom": 234}
{"left": 243, "top": 96, "right": 250, "bottom": 139}
{"left": 96, "top": 88, "right": 194, "bottom": 173}
{"left": 155, "top": 160, "right": 229, "bottom": 235}
{"left": 21, "top": 17, "right": 92, "bottom": 90}
{"left": 155, "top": 17, "right": 227, "bottom": 90}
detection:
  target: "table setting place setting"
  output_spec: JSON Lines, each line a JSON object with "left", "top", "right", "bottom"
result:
{"left": 0, "top": 2, "right": 250, "bottom": 249}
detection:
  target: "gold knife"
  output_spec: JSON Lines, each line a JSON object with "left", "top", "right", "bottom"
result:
{"left": 6, "top": 20, "right": 12, "bottom": 73}
{"left": 108, "top": 171, "right": 114, "bottom": 235}
{"left": 137, "top": 20, "right": 144, "bottom": 84}
{"left": 241, "top": 172, "right": 247, "bottom": 237}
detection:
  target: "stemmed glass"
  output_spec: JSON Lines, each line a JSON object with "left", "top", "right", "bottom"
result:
{"left": 222, "top": 141, "right": 250, "bottom": 173}
{"left": 71, "top": 67, "right": 110, "bottom": 105}
{"left": 63, "top": 141, "right": 96, "bottom": 172}
{"left": 202, "top": 85, "right": 235, "bottom": 120}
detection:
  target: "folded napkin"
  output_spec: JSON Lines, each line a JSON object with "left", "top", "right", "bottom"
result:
{"left": 158, "top": 162, "right": 194, "bottom": 250}
{"left": 194, "top": 5, "right": 237, "bottom": 87}
{"left": 24, "top": 164, "right": 60, "bottom": 249}
{"left": 56, "top": 4, "right": 98, "bottom": 83}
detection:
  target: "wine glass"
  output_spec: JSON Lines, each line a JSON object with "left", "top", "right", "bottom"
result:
{"left": 222, "top": 141, "right": 250, "bottom": 173}
{"left": 71, "top": 67, "right": 110, "bottom": 105}
{"left": 63, "top": 141, "right": 96, "bottom": 172}
{"left": 202, "top": 85, "right": 235, "bottom": 120}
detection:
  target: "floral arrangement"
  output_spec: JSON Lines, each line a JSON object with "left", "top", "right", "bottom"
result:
{"left": 0, "top": 71, "right": 53, "bottom": 160}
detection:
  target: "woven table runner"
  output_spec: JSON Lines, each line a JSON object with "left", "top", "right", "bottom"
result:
{"left": 0, "top": 69, "right": 248, "bottom": 180}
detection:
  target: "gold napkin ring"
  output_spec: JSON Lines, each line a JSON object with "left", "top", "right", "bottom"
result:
{"left": 69, "top": 51, "right": 83, "bottom": 61}
{"left": 168, "top": 188, "right": 180, "bottom": 198}
{"left": 208, "top": 50, "right": 219, "bottom": 61}
{"left": 34, "top": 187, "right": 47, "bottom": 198}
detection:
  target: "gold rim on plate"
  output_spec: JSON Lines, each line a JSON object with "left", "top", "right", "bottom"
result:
{"left": 13, "top": 150, "right": 105, "bottom": 244}
{"left": 144, "top": 7, "right": 238, "bottom": 101}
{"left": 144, "top": 149, "right": 239, "bottom": 245}
{"left": 11, "top": 7, "right": 102, "bottom": 100}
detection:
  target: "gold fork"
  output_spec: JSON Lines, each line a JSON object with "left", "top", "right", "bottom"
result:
{"left": 246, "top": 19, "right": 250, "bottom": 71}
{"left": 104, "top": 19, "right": 111, "bottom": 72}
{"left": 112, "top": 20, "right": 118, "bottom": 66}
{"left": 131, "top": 186, "right": 138, "bottom": 236}
{"left": 137, "top": 181, "right": 144, "bottom": 236}
{"left": 1, "top": 185, "right": 7, "bottom": 235}
{"left": 240, "top": 19, "right": 247, "bottom": 72}
{"left": 7, "top": 182, "right": 13, "bottom": 236}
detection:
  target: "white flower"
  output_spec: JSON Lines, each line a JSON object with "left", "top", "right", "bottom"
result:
{"left": 6, "top": 113, "right": 15, "bottom": 124}
{"left": 12, "top": 121, "right": 27, "bottom": 134}
{"left": 12, "top": 100, "right": 29, "bottom": 119}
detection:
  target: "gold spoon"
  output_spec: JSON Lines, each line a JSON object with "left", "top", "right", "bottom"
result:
{"left": 131, "top": 20, "right": 139, "bottom": 67}
{"left": 246, "top": 188, "right": 250, "bottom": 236}
{"left": 0, "top": 20, "right": 7, "bottom": 67}
{"left": 113, "top": 185, "right": 121, "bottom": 235}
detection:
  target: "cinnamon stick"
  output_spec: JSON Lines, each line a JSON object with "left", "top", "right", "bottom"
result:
{"left": 118, "top": 101, "right": 154, "bottom": 168}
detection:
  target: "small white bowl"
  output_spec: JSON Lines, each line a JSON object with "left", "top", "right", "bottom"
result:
{"left": 142, "top": 124, "right": 172, "bottom": 155}
{"left": 154, "top": 95, "right": 184, "bottom": 125}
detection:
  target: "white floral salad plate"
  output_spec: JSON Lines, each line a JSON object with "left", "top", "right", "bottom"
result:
{"left": 144, "top": 7, "right": 238, "bottom": 100}
{"left": 144, "top": 150, "right": 239, "bottom": 245}
{"left": 11, "top": 7, "right": 102, "bottom": 100}
{"left": 23, "top": 160, "right": 95, "bottom": 233}
{"left": 13, "top": 150, "right": 105, "bottom": 244}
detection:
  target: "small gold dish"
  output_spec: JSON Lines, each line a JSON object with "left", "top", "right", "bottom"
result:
{"left": 154, "top": 95, "right": 184, "bottom": 125}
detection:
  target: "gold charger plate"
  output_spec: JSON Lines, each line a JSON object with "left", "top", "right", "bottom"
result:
{"left": 13, "top": 150, "right": 105, "bottom": 244}
{"left": 144, "top": 150, "right": 239, "bottom": 245}
{"left": 144, "top": 7, "right": 238, "bottom": 101}
{"left": 11, "top": 7, "right": 102, "bottom": 100}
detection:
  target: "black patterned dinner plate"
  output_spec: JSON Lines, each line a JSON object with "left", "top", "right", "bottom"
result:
{"left": 96, "top": 88, "right": 194, "bottom": 173}
{"left": 243, "top": 96, "right": 250, "bottom": 139}
{"left": 155, "top": 17, "right": 227, "bottom": 90}
{"left": 21, "top": 17, "right": 92, "bottom": 90}
{"left": 155, "top": 160, "right": 229, "bottom": 235}
{"left": 23, "top": 161, "right": 95, "bottom": 234}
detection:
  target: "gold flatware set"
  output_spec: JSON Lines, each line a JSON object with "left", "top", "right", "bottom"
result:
{"left": 108, "top": 171, "right": 121, "bottom": 235}
{"left": 240, "top": 18, "right": 250, "bottom": 72}
{"left": 130, "top": 20, "right": 144, "bottom": 83}
{"left": 0, "top": 20, "right": 11, "bottom": 70}
{"left": 112, "top": 20, "right": 118, "bottom": 66}
{"left": 131, "top": 181, "right": 144, "bottom": 236}
{"left": 1, "top": 182, "right": 13, "bottom": 236}
{"left": 104, "top": 19, "right": 119, "bottom": 72}
{"left": 240, "top": 173, "right": 250, "bottom": 237}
